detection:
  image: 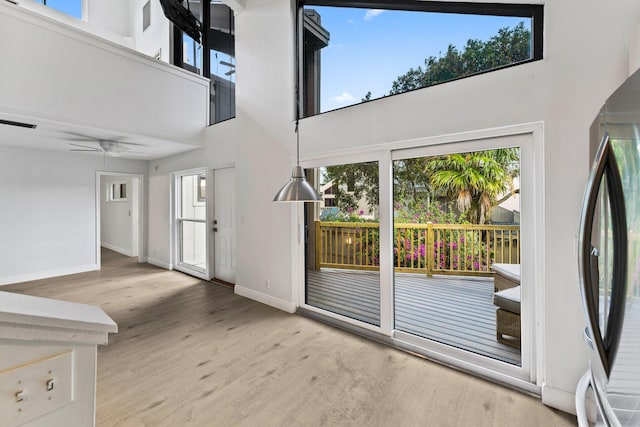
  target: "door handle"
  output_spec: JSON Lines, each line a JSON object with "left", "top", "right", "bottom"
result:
{"left": 213, "top": 228, "right": 218, "bottom": 232}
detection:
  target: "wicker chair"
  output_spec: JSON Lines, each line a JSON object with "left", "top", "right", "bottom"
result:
{"left": 493, "top": 286, "right": 521, "bottom": 349}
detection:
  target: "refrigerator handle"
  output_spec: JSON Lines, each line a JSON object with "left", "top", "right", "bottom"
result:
{"left": 578, "top": 134, "right": 627, "bottom": 377}
{"left": 602, "top": 139, "right": 627, "bottom": 373}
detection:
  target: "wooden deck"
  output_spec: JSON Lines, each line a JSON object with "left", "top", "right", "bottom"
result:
{"left": 306, "top": 269, "right": 521, "bottom": 366}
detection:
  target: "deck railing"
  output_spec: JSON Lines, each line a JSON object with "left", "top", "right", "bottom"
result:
{"left": 315, "top": 221, "right": 520, "bottom": 277}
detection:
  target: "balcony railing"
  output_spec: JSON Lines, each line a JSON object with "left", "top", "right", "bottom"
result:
{"left": 315, "top": 221, "right": 520, "bottom": 277}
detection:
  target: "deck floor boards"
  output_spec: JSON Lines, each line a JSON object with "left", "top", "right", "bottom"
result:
{"left": 307, "top": 269, "right": 521, "bottom": 366}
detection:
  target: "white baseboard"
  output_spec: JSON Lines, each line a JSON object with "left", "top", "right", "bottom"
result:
{"left": 146, "top": 257, "right": 172, "bottom": 270}
{"left": 541, "top": 384, "right": 578, "bottom": 415}
{"left": 0, "top": 264, "right": 98, "bottom": 286}
{"left": 101, "top": 243, "right": 132, "bottom": 257}
{"left": 234, "top": 285, "right": 296, "bottom": 313}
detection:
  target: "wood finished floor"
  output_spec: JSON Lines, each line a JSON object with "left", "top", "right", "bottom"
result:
{"left": 2, "top": 249, "right": 576, "bottom": 426}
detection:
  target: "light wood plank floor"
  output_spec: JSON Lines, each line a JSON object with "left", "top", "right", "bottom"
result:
{"left": 307, "top": 269, "right": 521, "bottom": 365}
{"left": 2, "top": 249, "right": 576, "bottom": 426}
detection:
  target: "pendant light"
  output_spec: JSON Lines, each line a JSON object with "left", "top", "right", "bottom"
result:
{"left": 273, "top": 7, "right": 321, "bottom": 203}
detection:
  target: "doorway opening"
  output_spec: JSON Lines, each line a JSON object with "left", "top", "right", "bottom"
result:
{"left": 96, "top": 172, "right": 144, "bottom": 269}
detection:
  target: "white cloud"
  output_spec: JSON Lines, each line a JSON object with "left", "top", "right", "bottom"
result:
{"left": 364, "top": 9, "right": 384, "bottom": 21}
{"left": 334, "top": 92, "right": 355, "bottom": 103}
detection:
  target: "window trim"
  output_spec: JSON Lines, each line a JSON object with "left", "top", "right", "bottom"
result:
{"left": 298, "top": 1, "right": 544, "bottom": 117}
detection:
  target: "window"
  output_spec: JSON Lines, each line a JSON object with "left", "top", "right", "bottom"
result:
{"left": 300, "top": 1, "right": 543, "bottom": 116}
{"left": 143, "top": 1, "right": 151, "bottom": 32}
{"left": 197, "top": 175, "right": 206, "bottom": 202}
{"left": 33, "top": 0, "right": 82, "bottom": 19}
{"left": 172, "top": 1, "right": 236, "bottom": 125}
{"left": 108, "top": 183, "right": 127, "bottom": 202}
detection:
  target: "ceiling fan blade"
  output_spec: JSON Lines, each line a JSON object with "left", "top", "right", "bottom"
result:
{"left": 69, "top": 143, "right": 99, "bottom": 150}
{"left": 66, "top": 137, "right": 99, "bottom": 142}
{"left": 62, "top": 131, "right": 101, "bottom": 141}
{"left": 114, "top": 140, "right": 145, "bottom": 147}
{"left": 125, "top": 151, "right": 150, "bottom": 157}
{"left": 220, "top": 60, "right": 235, "bottom": 67}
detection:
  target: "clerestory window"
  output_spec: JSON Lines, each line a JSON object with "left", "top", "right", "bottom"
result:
{"left": 32, "top": 0, "right": 82, "bottom": 19}
{"left": 299, "top": 1, "right": 543, "bottom": 117}
{"left": 172, "top": 1, "right": 236, "bottom": 125}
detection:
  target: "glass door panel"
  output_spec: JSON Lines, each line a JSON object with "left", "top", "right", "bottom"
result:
{"left": 179, "top": 220, "right": 207, "bottom": 269}
{"left": 305, "top": 161, "right": 380, "bottom": 326}
{"left": 393, "top": 147, "right": 523, "bottom": 366}
{"left": 175, "top": 172, "right": 208, "bottom": 278}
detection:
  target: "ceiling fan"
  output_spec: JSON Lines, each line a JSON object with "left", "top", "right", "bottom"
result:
{"left": 63, "top": 131, "right": 148, "bottom": 157}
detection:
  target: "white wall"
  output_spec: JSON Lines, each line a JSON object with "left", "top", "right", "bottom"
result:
{"left": 100, "top": 176, "right": 134, "bottom": 256}
{"left": 129, "top": 0, "right": 171, "bottom": 62}
{"left": 87, "top": 0, "right": 131, "bottom": 37}
{"left": 143, "top": 0, "right": 640, "bottom": 412}
{"left": 0, "top": 145, "right": 146, "bottom": 286}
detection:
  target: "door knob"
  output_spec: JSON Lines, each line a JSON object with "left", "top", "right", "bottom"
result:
{"left": 213, "top": 228, "right": 218, "bottom": 232}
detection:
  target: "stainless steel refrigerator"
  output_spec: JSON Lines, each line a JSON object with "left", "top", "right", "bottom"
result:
{"left": 575, "top": 68, "right": 640, "bottom": 426}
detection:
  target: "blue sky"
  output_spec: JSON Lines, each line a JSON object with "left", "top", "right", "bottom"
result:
{"left": 36, "top": 0, "right": 82, "bottom": 18}
{"left": 308, "top": 6, "right": 530, "bottom": 112}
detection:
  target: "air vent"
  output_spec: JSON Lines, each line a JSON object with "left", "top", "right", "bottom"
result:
{"left": 0, "top": 119, "right": 37, "bottom": 129}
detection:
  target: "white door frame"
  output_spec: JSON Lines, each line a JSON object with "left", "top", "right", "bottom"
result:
{"left": 95, "top": 171, "right": 145, "bottom": 269}
{"left": 172, "top": 167, "right": 212, "bottom": 280}
{"left": 295, "top": 122, "right": 545, "bottom": 393}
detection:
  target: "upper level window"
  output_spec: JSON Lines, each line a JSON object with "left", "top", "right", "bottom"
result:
{"left": 33, "top": 0, "right": 82, "bottom": 19}
{"left": 300, "top": 1, "right": 543, "bottom": 117}
{"left": 172, "top": 1, "right": 236, "bottom": 125}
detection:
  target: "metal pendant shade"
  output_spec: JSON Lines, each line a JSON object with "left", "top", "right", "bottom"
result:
{"left": 273, "top": 165, "right": 321, "bottom": 202}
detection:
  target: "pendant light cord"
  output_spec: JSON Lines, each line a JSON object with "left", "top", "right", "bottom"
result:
{"left": 295, "top": 119, "right": 300, "bottom": 165}
{"left": 295, "top": 3, "right": 301, "bottom": 167}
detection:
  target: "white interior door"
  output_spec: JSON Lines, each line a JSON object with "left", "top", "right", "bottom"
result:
{"left": 174, "top": 169, "right": 209, "bottom": 279}
{"left": 213, "top": 167, "right": 236, "bottom": 284}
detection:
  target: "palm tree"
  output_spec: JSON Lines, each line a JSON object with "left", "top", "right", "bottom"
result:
{"left": 427, "top": 149, "right": 518, "bottom": 224}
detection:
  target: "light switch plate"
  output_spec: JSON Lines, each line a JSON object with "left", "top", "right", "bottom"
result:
{"left": 0, "top": 351, "right": 73, "bottom": 427}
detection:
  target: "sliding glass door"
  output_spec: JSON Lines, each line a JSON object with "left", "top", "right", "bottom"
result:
{"left": 300, "top": 130, "right": 538, "bottom": 385}
{"left": 392, "top": 147, "right": 523, "bottom": 366}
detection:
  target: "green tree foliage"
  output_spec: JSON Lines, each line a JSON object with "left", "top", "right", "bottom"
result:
{"left": 427, "top": 148, "right": 519, "bottom": 224}
{"left": 324, "top": 148, "right": 518, "bottom": 225}
{"left": 390, "top": 22, "right": 531, "bottom": 94}
{"left": 324, "top": 162, "right": 379, "bottom": 213}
